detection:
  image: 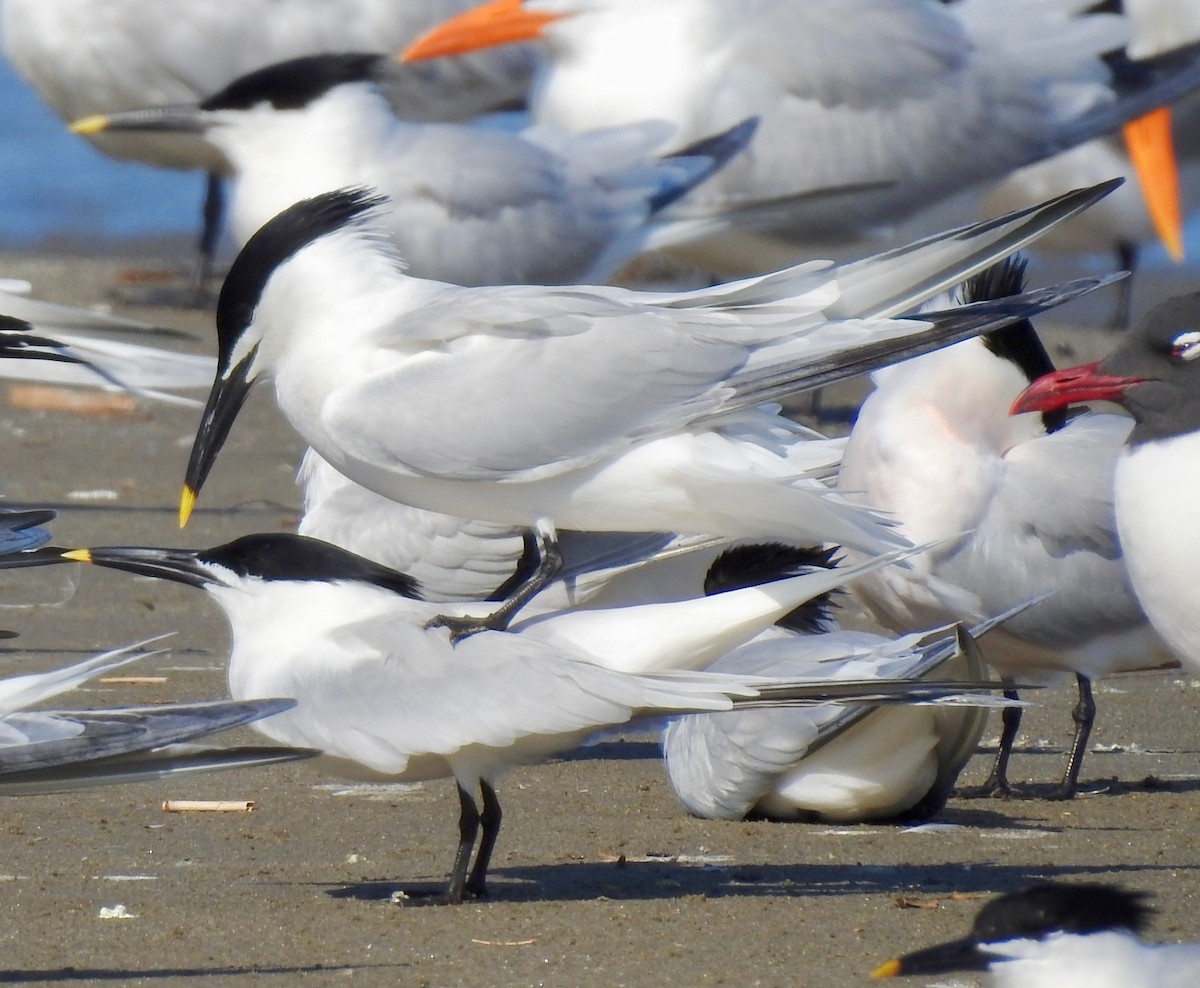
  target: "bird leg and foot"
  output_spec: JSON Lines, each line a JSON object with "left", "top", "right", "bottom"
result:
{"left": 1046, "top": 673, "right": 1095, "bottom": 801}
{"left": 959, "top": 683, "right": 1021, "bottom": 798}
{"left": 191, "top": 172, "right": 226, "bottom": 304}
{"left": 393, "top": 781, "right": 502, "bottom": 906}
{"left": 427, "top": 523, "right": 563, "bottom": 643}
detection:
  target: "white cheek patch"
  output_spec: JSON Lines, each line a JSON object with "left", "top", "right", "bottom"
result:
{"left": 1172, "top": 330, "right": 1200, "bottom": 362}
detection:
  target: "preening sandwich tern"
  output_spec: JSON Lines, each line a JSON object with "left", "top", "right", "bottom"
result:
{"left": 663, "top": 544, "right": 989, "bottom": 823}
{"left": 838, "top": 260, "right": 1167, "bottom": 798}
{"left": 1012, "top": 290, "right": 1200, "bottom": 677}
{"left": 70, "top": 52, "right": 757, "bottom": 286}
{"left": 872, "top": 882, "right": 1200, "bottom": 986}
{"left": 179, "top": 181, "right": 1121, "bottom": 634}
{"left": 0, "top": 636, "right": 310, "bottom": 794}
{"left": 403, "top": 0, "right": 1198, "bottom": 275}
{"left": 14, "top": 533, "right": 1015, "bottom": 903}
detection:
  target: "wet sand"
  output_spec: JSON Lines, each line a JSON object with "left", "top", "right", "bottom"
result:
{"left": 0, "top": 248, "right": 1197, "bottom": 987}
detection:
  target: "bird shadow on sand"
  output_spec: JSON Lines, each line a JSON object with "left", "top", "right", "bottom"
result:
{"left": 319, "top": 857, "right": 1190, "bottom": 907}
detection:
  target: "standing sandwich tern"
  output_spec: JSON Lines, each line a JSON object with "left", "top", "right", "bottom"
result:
{"left": 9, "top": 533, "right": 1015, "bottom": 903}
{"left": 0, "top": 636, "right": 312, "bottom": 794}
{"left": 663, "top": 544, "right": 990, "bottom": 823}
{"left": 3, "top": 0, "right": 537, "bottom": 273}
{"left": 403, "top": 0, "right": 1199, "bottom": 276}
{"left": 69, "top": 52, "right": 757, "bottom": 286}
{"left": 1012, "top": 290, "right": 1200, "bottom": 676}
{"left": 872, "top": 882, "right": 1200, "bottom": 986}
{"left": 178, "top": 182, "right": 1121, "bottom": 634}
{"left": 837, "top": 259, "right": 1167, "bottom": 798}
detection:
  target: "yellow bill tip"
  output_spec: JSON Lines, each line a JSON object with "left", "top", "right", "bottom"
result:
{"left": 61, "top": 548, "right": 93, "bottom": 563}
{"left": 179, "top": 487, "right": 197, "bottom": 528}
{"left": 69, "top": 114, "right": 112, "bottom": 136}
{"left": 1123, "top": 107, "right": 1185, "bottom": 264}
{"left": 869, "top": 959, "right": 902, "bottom": 980}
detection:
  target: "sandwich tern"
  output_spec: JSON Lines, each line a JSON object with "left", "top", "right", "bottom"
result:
{"left": 872, "top": 881, "right": 1200, "bottom": 986}
{"left": 663, "top": 544, "right": 990, "bottom": 823}
{"left": 178, "top": 182, "right": 1121, "bottom": 635}
{"left": 6, "top": 533, "right": 1016, "bottom": 903}
{"left": 70, "top": 52, "right": 757, "bottom": 286}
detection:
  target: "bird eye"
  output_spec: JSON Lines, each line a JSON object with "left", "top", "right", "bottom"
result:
{"left": 1170, "top": 330, "right": 1200, "bottom": 362}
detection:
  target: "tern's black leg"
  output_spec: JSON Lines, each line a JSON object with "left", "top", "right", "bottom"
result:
{"left": 193, "top": 171, "right": 226, "bottom": 298}
{"left": 1111, "top": 241, "right": 1137, "bottom": 329}
{"left": 961, "top": 682, "right": 1021, "bottom": 798}
{"left": 465, "top": 780, "right": 503, "bottom": 898}
{"left": 428, "top": 523, "right": 564, "bottom": 643}
{"left": 1048, "top": 673, "right": 1095, "bottom": 801}
{"left": 441, "top": 783, "right": 482, "bottom": 905}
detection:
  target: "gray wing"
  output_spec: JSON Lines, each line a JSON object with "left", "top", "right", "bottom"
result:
{"left": 323, "top": 289, "right": 758, "bottom": 480}
{"left": 0, "top": 698, "right": 313, "bottom": 793}
{"left": 942, "top": 413, "right": 1147, "bottom": 645}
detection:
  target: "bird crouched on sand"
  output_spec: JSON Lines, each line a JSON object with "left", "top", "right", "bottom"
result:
{"left": 663, "top": 543, "right": 990, "bottom": 823}
{"left": 0, "top": 533, "right": 1018, "bottom": 904}
{"left": 178, "top": 181, "right": 1121, "bottom": 637}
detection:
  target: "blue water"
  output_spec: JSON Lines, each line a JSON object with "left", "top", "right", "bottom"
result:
{"left": 0, "top": 55, "right": 199, "bottom": 248}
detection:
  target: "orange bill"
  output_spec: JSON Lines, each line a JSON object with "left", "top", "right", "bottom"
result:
{"left": 1123, "top": 106, "right": 1185, "bottom": 263}
{"left": 401, "top": 0, "right": 566, "bottom": 62}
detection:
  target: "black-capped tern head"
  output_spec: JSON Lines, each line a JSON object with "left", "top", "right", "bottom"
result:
{"left": 60, "top": 533, "right": 422, "bottom": 599}
{"left": 70, "top": 52, "right": 393, "bottom": 139}
{"left": 181, "top": 188, "right": 386, "bottom": 526}
{"left": 871, "top": 882, "right": 1172, "bottom": 984}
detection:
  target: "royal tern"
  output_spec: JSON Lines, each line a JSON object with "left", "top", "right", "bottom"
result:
{"left": 663, "top": 544, "right": 989, "bottom": 823}
{"left": 2, "top": 0, "right": 537, "bottom": 273}
{"left": 872, "top": 882, "right": 1200, "bottom": 986}
{"left": 979, "top": 0, "right": 1200, "bottom": 327}
{"left": 70, "top": 52, "right": 757, "bottom": 286}
{"left": 9, "top": 533, "right": 1013, "bottom": 903}
{"left": 1012, "top": 290, "right": 1200, "bottom": 676}
{"left": 0, "top": 636, "right": 311, "bottom": 794}
{"left": 403, "top": 0, "right": 1198, "bottom": 276}
{"left": 837, "top": 260, "right": 1166, "bottom": 798}
{"left": 179, "top": 182, "right": 1120, "bottom": 634}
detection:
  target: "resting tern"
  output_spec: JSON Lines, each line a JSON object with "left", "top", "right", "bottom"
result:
{"left": 70, "top": 52, "right": 757, "bottom": 286}
{"left": 1012, "top": 290, "right": 1200, "bottom": 676}
{"left": 178, "top": 181, "right": 1120, "bottom": 634}
{"left": 8, "top": 533, "right": 1014, "bottom": 903}
{"left": 403, "top": 0, "right": 1198, "bottom": 276}
{"left": 663, "top": 544, "right": 989, "bottom": 823}
{"left": 0, "top": 636, "right": 310, "bottom": 794}
{"left": 872, "top": 882, "right": 1200, "bottom": 986}
{"left": 3, "top": 0, "right": 537, "bottom": 273}
{"left": 837, "top": 260, "right": 1167, "bottom": 798}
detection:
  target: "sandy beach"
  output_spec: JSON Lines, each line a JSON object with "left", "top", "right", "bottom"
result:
{"left": 0, "top": 246, "right": 1197, "bottom": 987}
